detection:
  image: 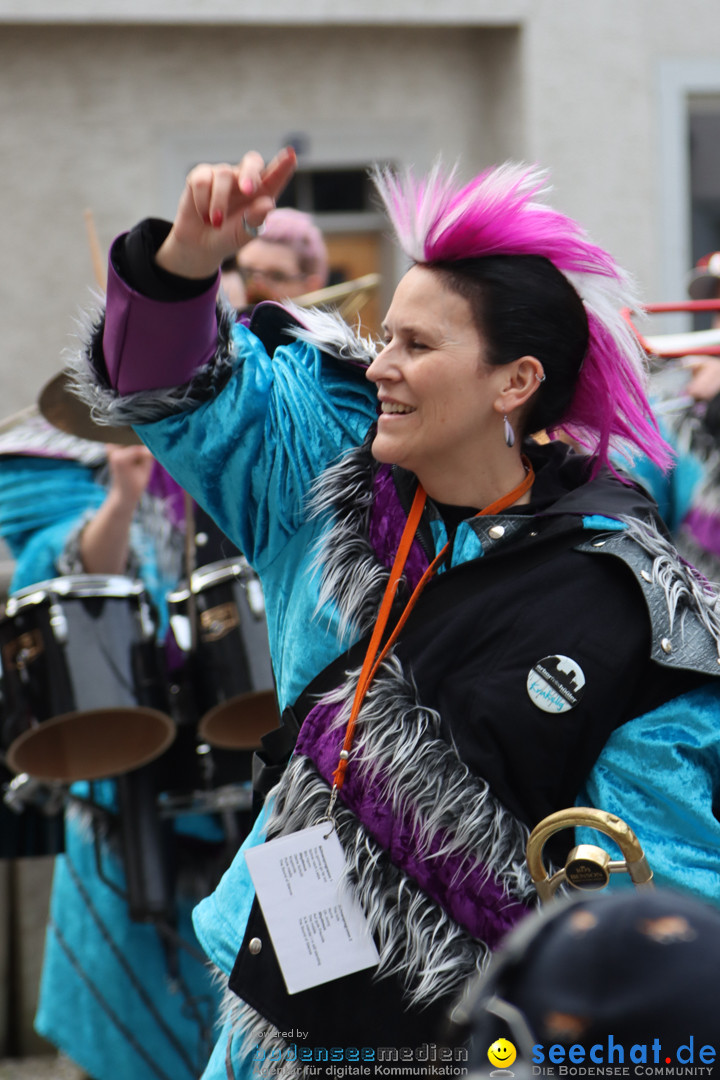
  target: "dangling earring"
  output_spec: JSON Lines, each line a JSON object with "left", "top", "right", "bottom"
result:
{"left": 503, "top": 413, "right": 515, "bottom": 448}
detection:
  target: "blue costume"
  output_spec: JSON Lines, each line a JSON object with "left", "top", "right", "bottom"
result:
{"left": 67, "top": 223, "right": 720, "bottom": 1077}
{"left": 0, "top": 415, "right": 232, "bottom": 1080}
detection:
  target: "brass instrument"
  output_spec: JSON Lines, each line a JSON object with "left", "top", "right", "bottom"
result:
{"left": 623, "top": 299, "right": 720, "bottom": 357}
{"left": 293, "top": 271, "right": 381, "bottom": 322}
{"left": 526, "top": 807, "right": 654, "bottom": 902}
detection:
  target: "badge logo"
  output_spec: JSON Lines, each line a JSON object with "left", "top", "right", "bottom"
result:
{"left": 527, "top": 654, "right": 585, "bottom": 713}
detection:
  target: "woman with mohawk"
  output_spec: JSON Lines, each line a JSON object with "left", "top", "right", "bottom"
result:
{"left": 71, "top": 148, "right": 720, "bottom": 1076}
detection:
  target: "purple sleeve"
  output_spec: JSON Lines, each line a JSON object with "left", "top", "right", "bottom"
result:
{"left": 103, "top": 248, "right": 222, "bottom": 394}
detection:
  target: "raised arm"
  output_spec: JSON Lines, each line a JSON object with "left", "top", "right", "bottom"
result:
{"left": 79, "top": 444, "right": 154, "bottom": 574}
{"left": 101, "top": 148, "right": 297, "bottom": 395}
{"left": 74, "top": 144, "right": 376, "bottom": 570}
{"left": 155, "top": 148, "right": 297, "bottom": 281}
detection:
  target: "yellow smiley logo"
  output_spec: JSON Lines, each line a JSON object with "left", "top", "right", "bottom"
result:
{"left": 487, "top": 1038, "right": 517, "bottom": 1069}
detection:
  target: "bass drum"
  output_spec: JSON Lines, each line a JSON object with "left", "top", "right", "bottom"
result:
{"left": 0, "top": 575, "right": 175, "bottom": 784}
{"left": 167, "top": 556, "right": 279, "bottom": 751}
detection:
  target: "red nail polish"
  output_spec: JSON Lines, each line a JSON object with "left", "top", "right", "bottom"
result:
{"left": 212, "top": 210, "right": 224, "bottom": 228}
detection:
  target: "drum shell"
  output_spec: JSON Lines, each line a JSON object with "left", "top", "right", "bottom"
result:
{"left": 0, "top": 576, "right": 175, "bottom": 783}
{"left": 167, "top": 557, "right": 278, "bottom": 750}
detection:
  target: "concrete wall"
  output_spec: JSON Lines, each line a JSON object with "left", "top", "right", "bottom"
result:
{"left": 0, "top": 2, "right": 719, "bottom": 423}
{"left": 0, "top": 22, "right": 523, "bottom": 419}
{"left": 0, "top": 3, "right": 719, "bottom": 418}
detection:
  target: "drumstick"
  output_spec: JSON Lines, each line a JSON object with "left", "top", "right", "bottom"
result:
{"left": 84, "top": 208, "right": 107, "bottom": 293}
{"left": 0, "top": 403, "right": 39, "bottom": 434}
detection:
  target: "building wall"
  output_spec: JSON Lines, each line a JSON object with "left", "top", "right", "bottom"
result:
{"left": 0, "top": 0, "right": 719, "bottom": 415}
{"left": 0, "top": 23, "right": 522, "bottom": 416}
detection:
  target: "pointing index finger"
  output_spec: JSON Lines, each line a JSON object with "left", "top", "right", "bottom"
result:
{"left": 258, "top": 147, "right": 298, "bottom": 202}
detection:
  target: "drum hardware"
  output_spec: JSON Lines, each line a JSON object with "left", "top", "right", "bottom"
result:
{"left": 526, "top": 807, "right": 654, "bottom": 902}
{"left": 0, "top": 755, "right": 66, "bottom": 858}
{"left": 3, "top": 770, "right": 66, "bottom": 817}
{"left": 63, "top": 775, "right": 176, "bottom": 929}
{"left": 0, "top": 574, "right": 175, "bottom": 784}
{"left": 3, "top": 629, "right": 44, "bottom": 672}
{"left": 157, "top": 779, "right": 253, "bottom": 820}
{"left": 48, "top": 601, "right": 69, "bottom": 643}
{"left": 183, "top": 491, "right": 198, "bottom": 654}
{"left": 116, "top": 764, "right": 175, "bottom": 925}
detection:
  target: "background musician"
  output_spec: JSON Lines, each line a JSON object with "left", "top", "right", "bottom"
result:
{"left": 220, "top": 206, "right": 329, "bottom": 313}
{"left": 0, "top": 417, "right": 252, "bottom": 1080}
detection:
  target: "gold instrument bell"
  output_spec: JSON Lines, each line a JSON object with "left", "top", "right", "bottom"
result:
{"left": 526, "top": 807, "right": 654, "bottom": 902}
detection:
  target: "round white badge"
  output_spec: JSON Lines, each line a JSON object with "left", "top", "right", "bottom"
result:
{"left": 527, "top": 654, "right": 586, "bottom": 714}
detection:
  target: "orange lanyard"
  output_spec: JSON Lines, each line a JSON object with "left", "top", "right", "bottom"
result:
{"left": 328, "top": 456, "right": 535, "bottom": 805}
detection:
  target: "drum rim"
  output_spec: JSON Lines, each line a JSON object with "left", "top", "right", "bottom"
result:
{"left": 167, "top": 556, "right": 252, "bottom": 601}
{"left": 6, "top": 573, "right": 148, "bottom": 611}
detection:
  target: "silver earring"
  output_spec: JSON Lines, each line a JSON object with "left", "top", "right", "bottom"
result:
{"left": 503, "top": 414, "right": 515, "bottom": 448}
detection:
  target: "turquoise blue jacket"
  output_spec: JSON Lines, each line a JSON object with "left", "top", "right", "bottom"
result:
{"left": 68, "top": 251, "right": 720, "bottom": 1077}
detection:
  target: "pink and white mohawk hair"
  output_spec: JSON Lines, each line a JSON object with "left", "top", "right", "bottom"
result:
{"left": 372, "top": 161, "right": 672, "bottom": 473}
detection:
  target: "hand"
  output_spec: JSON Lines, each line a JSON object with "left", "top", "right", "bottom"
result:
{"left": 683, "top": 356, "right": 720, "bottom": 402}
{"left": 155, "top": 147, "right": 297, "bottom": 280}
{"left": 81, "top": 444, "right": 155, "bottom": 575}
{"left": 106, "top": 443, "right": 154, "bottom": 506}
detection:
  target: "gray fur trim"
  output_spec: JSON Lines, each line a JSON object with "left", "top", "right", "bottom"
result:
{"left": 226, "top": 432, "right": 536, "bottom": 1054}
{"left": 0, "top": 411, "right": 106, "bottom": 467}
{"left": 666, "top": 397, "right": 720, "bottom": 469}
{"left": 578, "top": 515, "right": 720, "bottom": 673}
{"left": 133, "top": 488, "right": 187, "bottom": 584}
{"left": 338, "top": 654, "right": 535, "bottom": 897}
{"left": 283, "top": 301, "right": 376, "bottom": 367}
{"left": 307, "top": 439, "right": 391, "bottom": 644}
{"left": 657, "top": 398, "right": 720, "bottom": 520}
{"left": 265, "top": 754, "right": 493, "bottom": 1009}
{"left": 64, "top": 300, "right": 238, "bottom": 428}
{"left": 676, "top": 528, "right": 720, "bottom": 589}
{"left": 298, "top": 436, "right": 534, "bottom": 1006}
{"left": 220, "top": 993, "right": 302, "bottom": 1078}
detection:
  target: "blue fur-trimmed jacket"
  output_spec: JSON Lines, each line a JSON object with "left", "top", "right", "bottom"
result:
{"left": 68, "top": 222, "right": 720, "bottom": 1077}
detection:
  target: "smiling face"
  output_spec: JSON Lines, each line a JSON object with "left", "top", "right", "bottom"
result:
{"left": 487, "top": 1039, "right": 517, "bottom": 1069}
{"left": 366, "top": 264, "right": 510, "bottom": 503}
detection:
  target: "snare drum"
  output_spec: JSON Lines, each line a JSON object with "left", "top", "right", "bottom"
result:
{"left": 0, "top": 575, "right": 175, "bottom": 783}
{"left": 167, "top": 557, "right": 279, "bottom": 750}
